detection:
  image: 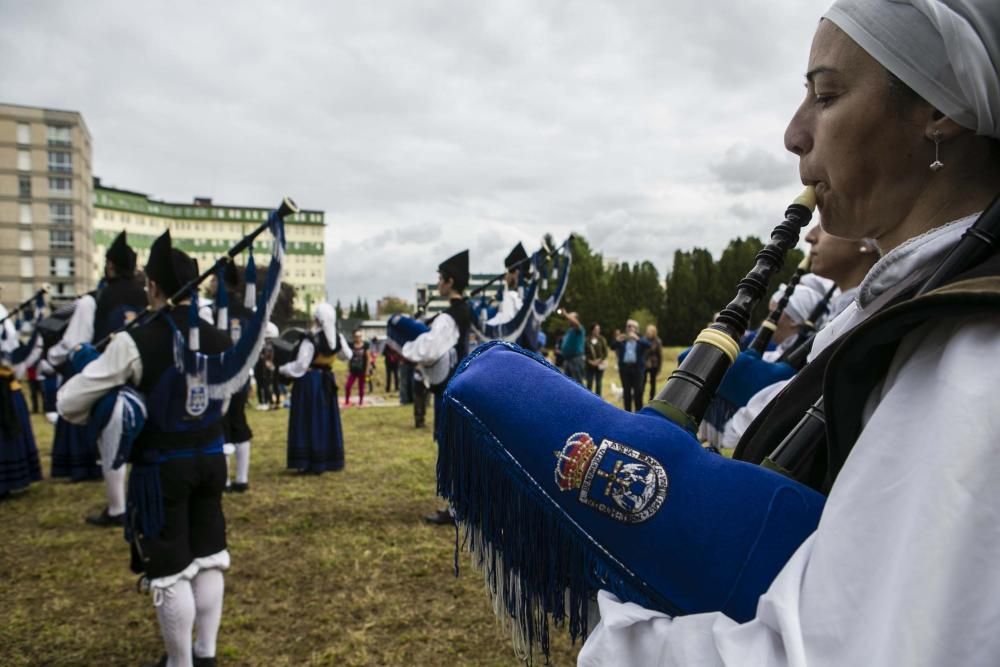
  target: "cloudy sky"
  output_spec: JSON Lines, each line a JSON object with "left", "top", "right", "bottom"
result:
{"left": 1, "top": 0, "right": 830, "bottom": 306}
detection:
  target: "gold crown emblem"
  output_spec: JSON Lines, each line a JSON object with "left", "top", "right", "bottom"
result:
{"left": 554, "top": 432, "right": 598, "bottom": 491}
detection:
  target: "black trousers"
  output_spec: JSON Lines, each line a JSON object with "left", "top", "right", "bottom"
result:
{"left": 585, "top": 365, "right": 604, "bottom": 396}
{"left": 645, "top": 367, "right": 660, "bottom": 402}
{"left": 130, "top": 453, "right": 227, "bottom": 578}
{"left": 620, "top": 364, "right": 645, "bottom": 413}
{"left": 413, "top": 379, "right": 429, "bottom": 426}
{"left": 385, "top": 362, "right": 399, "bottom": 392}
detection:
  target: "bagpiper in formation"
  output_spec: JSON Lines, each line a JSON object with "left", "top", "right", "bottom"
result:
{"left": 209, "top": 261, "right": 255, "bottom": 493}
{"left": 278, "top": 302, "right": 350, "bottom": 474}
{"left": 399, "top": 249, "right": 472, "bottom": 526}
{"left": 49, "top": 232, "right": 147, "bottom": 528}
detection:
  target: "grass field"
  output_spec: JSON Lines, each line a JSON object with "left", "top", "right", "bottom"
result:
{"left": 0, "top": 351, "right": 681, "bottom": 666}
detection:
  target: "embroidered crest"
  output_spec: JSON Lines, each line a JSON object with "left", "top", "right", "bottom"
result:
{"left": 230, "top": 317, "right": 242, "bottom": 344}
{"left": 185, "top": 378, "right": 208, "bottom": 416}
{"left": 554, "top": 432, "right": 668, "bottom": 524}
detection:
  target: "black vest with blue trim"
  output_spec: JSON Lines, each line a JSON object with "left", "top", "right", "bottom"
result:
{"left": 128, "top": 307, "right": 233, "bottom": 455}
{"left": 93, "top": 275, "right": 148, "bottom": 343}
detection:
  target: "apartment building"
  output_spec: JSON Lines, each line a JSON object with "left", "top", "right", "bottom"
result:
{"left": 0, "top": 103, "right": 93, "bottom": 301}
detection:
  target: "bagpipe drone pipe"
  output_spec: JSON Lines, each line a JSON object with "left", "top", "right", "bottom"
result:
{"left": 765, "top": 191, "right": 1000, "bottom": 484}
{"left": 468, "top": 238, "right": 573, "bottom": 348}
{"left": 436, "top": 188, "right": 826, "bottom": 658}
{"left": 697, "top": 256, "right": 814, "bottom": 444}
{"left": 68, "top": 197, "right": 296, "bottom": 474}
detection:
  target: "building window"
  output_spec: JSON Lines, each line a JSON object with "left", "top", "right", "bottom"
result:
{"left": 21, "top": 257, "right": 34, "bottom": 278}
{"left": 19, "top": 204, "right": 32, "bottom": 225}
{"left": 50, "top": 229, "right": 73, "bottom": 249}
{"left": 19, "top": 231, "right": 33, "bottom": 251}
{"left": 50, "top": 203, "right": 73, "bottom": 224}
{"left": 16, "top": 123, "right": 30, "bottom": 145}
{"left": 50, "top": 257, "right": 74, "bottom": 277}
{"left": 55, "top": 282, "right": 75, "bottom": 297}
{"left": 48, "top": 151, "right": 73, "bottom": 172}
{"left": 17, "top": 150, "right": 31, "bottom": 171}
{"left": 18, "top": 175, "right": 31, "bottom": 198}
{"left": 49, "top": 178, "right": 72, "bottom": 196}
{"left": 47, "top": 125, "right": 71, "bottom": 146}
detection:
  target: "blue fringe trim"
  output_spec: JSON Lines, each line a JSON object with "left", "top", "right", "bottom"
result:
{"left": 438, "top": 341, "right": 666, "bottom": 661}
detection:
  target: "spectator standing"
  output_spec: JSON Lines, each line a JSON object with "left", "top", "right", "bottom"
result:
{"left": 384, "top": 344, "right": 400, "bottom": 393}
{"left": 644, "top": 324, "right": 663, "bottom": 402}
{"left": 584, "top": 323, "right": 609, "bottom": 396}
{"left": 558, "top": 311, "right": 586, "bottom": 384}
{"left": 343, "top": 329, "right": 370, "bottom": 407}
{"left": 612, "top": 319, "right": 650, "bottom": 412}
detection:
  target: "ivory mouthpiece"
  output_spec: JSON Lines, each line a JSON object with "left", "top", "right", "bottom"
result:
{"left": 797, "top": 254, "right": 811, "bottom": 271}
{"left": 793, "top": 186, "right": 817, "bottom": 211}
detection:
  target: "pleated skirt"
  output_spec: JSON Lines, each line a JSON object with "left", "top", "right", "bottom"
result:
{"left": 50, "top": 416, "right": 101, "bottom": 481}
{"left": 287, "top": 369, "right": 345, "bottom": 474}
{"left": 0, "top": 390, "right": 43, "bottom": 495}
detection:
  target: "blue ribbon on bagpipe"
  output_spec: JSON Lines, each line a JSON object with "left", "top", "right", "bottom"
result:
{"left": 437, "top": 341, "right": 825, "bottom": 660}
{"left": 468, "top": 239, "right": 572, "bottom": 344}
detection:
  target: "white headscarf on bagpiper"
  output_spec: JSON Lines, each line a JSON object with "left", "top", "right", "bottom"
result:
{"left": 824, "top": 0, "right": 1000, "bottom": 138}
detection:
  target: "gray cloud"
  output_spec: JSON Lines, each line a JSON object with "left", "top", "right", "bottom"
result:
{"left": 0, "top": 0, "right": 829, "bottom": 306}
{"left": 711, "top": 145, "right": 799, "bottom": 194}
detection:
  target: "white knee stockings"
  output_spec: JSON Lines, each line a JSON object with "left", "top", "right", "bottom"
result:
{"left": 153, "top": 569, "right": 225, "bottom": 666}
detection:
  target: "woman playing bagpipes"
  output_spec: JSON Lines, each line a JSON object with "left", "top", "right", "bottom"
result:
{"left": 435, "top": 1, "right": 1000, "bottom": 665}
{"left": 580, "top": 1, "right": 1000, "bottom": 664}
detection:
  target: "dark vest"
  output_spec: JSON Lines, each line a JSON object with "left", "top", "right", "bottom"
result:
{"left": 440, "top": 297, "right": 472, "bottom": 363}
{"left": 308, "top": 330, "right": 341, "bottom": 369}
{"left": 428, "top": 297, "right": 472, "bottom": 393}
{"left": 733, "top": 250, "right": 1000, "bottom": 494}
{"left": 128, "top": 307, "right": 233, "bottom": 454}
{"left": 93, "top": 276, "right": 148, "bottom": 343}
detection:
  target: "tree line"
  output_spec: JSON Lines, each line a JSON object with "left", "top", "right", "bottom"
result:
{"left": 549, "top": 234, "right": 805, "bottom": 346}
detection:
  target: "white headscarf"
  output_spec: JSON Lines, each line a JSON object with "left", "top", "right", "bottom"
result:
{"left": 770, "top": 285, "right": 827, "bottom": 325}
{"left": 312, "top": 302, "right": 337, "bottom": 346}
{"left": 824, "top": 0, "right": 1000, "bottom": 138}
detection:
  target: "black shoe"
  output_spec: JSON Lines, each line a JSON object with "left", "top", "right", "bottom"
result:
{"left": 424, "top": 509, "right": 455, "bottom": 526}
{"left": 415, "top": 422, "right": 425, "bottom": 428}
{"left": 86, "top": 508, "right": 125, "bottom": 527}
{"left": 230, "top": 482, "right": 249, "bottom": 493}
{"left": 193, "top": 655, "right": 218, "bottom": 667}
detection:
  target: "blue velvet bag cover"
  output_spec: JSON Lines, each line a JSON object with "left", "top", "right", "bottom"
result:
{"left": 439, "top": 341, "right": 825, "bottom": 656}
{"left": 385, "top": 314, "right": 429, "bottom": 353}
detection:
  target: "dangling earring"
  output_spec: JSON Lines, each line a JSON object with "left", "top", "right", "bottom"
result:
{"left": 929, "top": 130, "right": 944, "bottom": 172}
